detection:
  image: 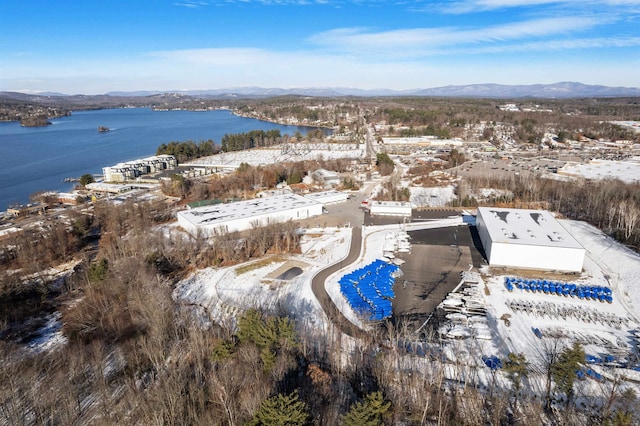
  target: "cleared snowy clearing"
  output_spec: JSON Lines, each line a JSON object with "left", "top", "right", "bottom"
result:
{"left": 188, "top": 143, "right": 366, "bottom": 168}
{"left": 173, "top": 227, "right": 352, "bottom": 331}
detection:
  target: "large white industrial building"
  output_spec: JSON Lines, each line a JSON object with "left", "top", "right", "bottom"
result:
{"left": 177, "top": 193, "right": 324, "bottom": 235}
{"left": 476, "top": 207, "right": 585, "bottom": 273}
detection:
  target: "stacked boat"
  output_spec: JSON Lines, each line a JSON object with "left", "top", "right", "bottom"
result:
{"left": 339, "top": 259, "right": 401, "bottom": 321}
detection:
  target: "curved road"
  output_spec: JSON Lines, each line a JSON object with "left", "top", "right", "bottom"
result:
{"left": 310, "top": 226, "right": 371, "bottom": 340}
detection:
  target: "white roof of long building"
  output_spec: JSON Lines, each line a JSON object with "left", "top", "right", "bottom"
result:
{"left": 303, "top": 190, "right": 348, "bottom": 203}
{"left": 370, "top": 200, "right": 412, "bottom": 208}
{"left": 558, "top": 159, "right": 640, "bottom": 183}
{"left": 477, "top": 207, "right": 583, "bottom": 249}
{"left": 178, "top": 193, "right": 320, "bottom": 228}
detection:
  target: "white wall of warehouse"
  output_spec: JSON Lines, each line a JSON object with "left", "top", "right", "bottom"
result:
{"left": 486, "top": 242, "right": 584, "bottom": 272}
{"left": 370, "top": 202, "right": 412, "bottom": 217}
{"left": 476, "top": 208, "right": 585, "bottom": 273}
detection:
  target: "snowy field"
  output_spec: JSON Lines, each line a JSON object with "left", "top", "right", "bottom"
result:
{"left": 187, "top": 143, "right": 366, "bottom": 168}
{"left": 409, "top": 186, "right": 456, "bottom": 208}
{"left": 173, "top": 227, "right": 353, "bottom": 331}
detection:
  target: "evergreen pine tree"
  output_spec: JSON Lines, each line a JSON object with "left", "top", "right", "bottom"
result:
{"left": 341, "top": 391, "right": 391, "bottom": 426}
{"left": 248, "top": 391, "right": 309, "bottom": 426}
{"left": 503, "top": 352, "right": 529, "bottom": 411}
{"left": 551, "top": 342, "right": 585, "bottom": 407}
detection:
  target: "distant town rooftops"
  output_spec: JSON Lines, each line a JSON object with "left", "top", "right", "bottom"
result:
{"left": 381, "top": 136, "right": 464, "bottom": 146}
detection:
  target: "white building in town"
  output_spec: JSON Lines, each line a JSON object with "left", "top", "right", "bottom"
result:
{"left": 103, "top": 155, "right": 177, "bottom": 183}
{"left": 369, "top": 201, "right": 412, "bottom": 217}
{"left": 557, "top": 159, "right": 640, "bottom": 184}
{"left": 177, "top": 193, "right": 324, "bottom": 235}
{"left": 476, "top": 207, "right": 585, "bottom": 273}
{"left": 311, "top": 168, "right": 342, "bottom": 187}
{"left": 303, "top": 190, "right": 349, "bottom": 206}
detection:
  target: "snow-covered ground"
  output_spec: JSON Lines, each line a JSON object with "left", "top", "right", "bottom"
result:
{"left": 187, "top": 143, "right": 366, "bottom": 168}
{"left": 558, "top": 159, "right": 640, "bottom": 183}
{"left": 174, "top": 212, "right": 640, "bottom": 396}
{"left": 435, "top": 218, "right": 640, "bottom": 395}
{"left": 26, "top": 312, "right": 68, "bottom": 354}
{"left": 173, "top": 227, "right": 353, "bottom": 331}
{"left": 410, "top": 185, "right": 456, "bottom": 208}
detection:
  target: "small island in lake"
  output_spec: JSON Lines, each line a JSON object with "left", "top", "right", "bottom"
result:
{"left": 98, "top": 126, "right": 110, "bottom": 132}
{"left": 20, "top": 115, "right": 51, "bottom": 127}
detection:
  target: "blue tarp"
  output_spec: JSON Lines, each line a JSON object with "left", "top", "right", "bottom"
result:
{"left": 482, "top": 355, "right": 503, "bottom": 370}
{"left": 505, "top": 276, "right": 613, "bottom": 303}
{"left": 339, "top": 259, "right": 399, "bottom": 321}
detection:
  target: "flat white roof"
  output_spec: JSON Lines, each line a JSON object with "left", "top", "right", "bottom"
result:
{"left": 558, "top": 159, "right": 640, "bottom": 183}
{"left": 382, "top": 137, "right": 464, "bottom": 146}
{"left": 370, "top": 201, "right": 412, "bottom": 208}
{"left": 303, "top": 190, "right": 348, "bottom": 203}
{"left": 477, "top": 207, "right": 583, "bottom": 249}
{"left": 313, "top": 169, "right": 340, "bottom": 178}
{"left": 86, "top": 182, "right": 133, "bottom": 193}
{"left": 179, "top": 193, "right": 320, "bottom": 228}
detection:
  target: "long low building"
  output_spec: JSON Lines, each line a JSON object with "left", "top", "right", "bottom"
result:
{"left": 303, "top": 190, "right": 349, "bottom": 205}
{"left": 369, "top": 201, "right": 412, "bottom": 217}
{"left": 177, "top": 193, "right": 324, "bottom": 235}
{"left": 476, "top": 207, "right": 585, "bottom": 273}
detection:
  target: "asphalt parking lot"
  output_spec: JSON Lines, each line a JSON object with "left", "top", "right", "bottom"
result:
{"left": 392, "top": 223, "right": 486, "bottom": 332}
{"left": 299, "top": 199, "right": 488, "bottom": 333}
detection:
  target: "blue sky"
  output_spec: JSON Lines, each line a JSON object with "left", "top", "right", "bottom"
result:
{"left": 1, "top": 0, "right": 639, "bottom": 94}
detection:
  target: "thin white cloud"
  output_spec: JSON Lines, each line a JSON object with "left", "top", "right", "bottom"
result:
{"left": 3, "top": 45, "right": 639, "bottom": 93}
{"left": 437, "top": 0, "right": 640, "bottom": 13}
{"left": 149, "top": 47, "right": 280, "bottom": 65}
{"left": 446, "top": 36, "right": 640, "bottom": 55}
{"left": 308, "top": 16, "right": 602, "bottom": 56}
{"left": 173, "top": 1, "right": 210, "bottom": 8}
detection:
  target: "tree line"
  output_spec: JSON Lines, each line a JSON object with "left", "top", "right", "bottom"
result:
{"left": 221, "top": 130, "right": 282, "bottom": 153}
{"left": 156, "top": 139, "right": 219, "bottom": 163}
{"left": 458, "top": 173, "right": 640, "bottom": 249}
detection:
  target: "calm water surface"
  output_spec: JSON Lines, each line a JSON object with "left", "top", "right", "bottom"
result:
{"left": 0, "top": 108, "right": 322, "bottom": 210}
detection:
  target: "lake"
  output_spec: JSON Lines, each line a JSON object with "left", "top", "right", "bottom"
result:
{"left": 0, "top": 108, "right": 325, "bottom": 210}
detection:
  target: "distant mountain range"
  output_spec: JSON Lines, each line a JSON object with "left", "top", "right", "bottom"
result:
{"left": 104, "top": 82, "right": 640, "bottom": 99}
{"left": 3, "top": 82, "right": 640, "bottom": 100}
